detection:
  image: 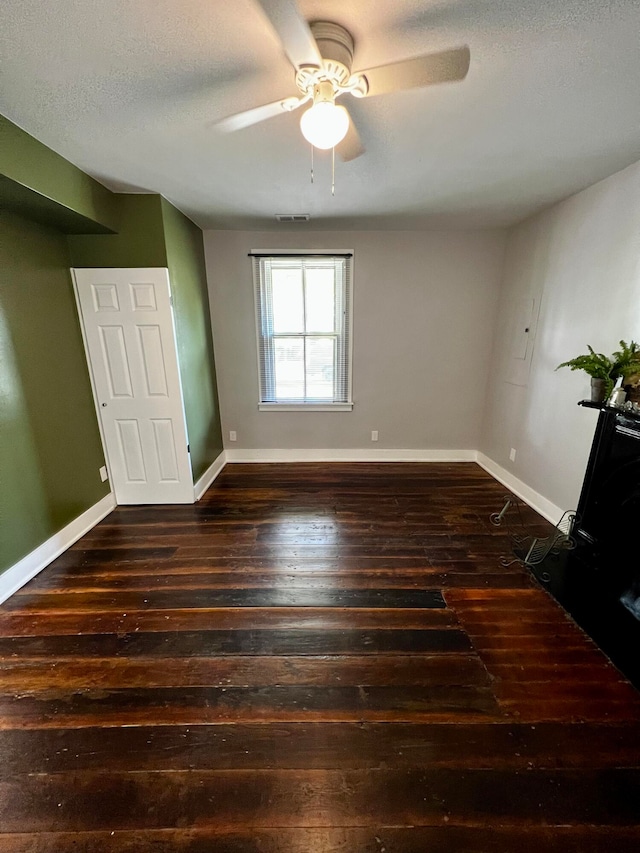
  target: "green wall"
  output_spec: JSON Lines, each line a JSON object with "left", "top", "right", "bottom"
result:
{"left": 69, "top": 195, "right": 224, "bottom": 480}
{"left": 68, "top": 195, "right": 168, "bottom": 267}
{"left": 0, "top": 211, "right": 109, "bottom": 573}
{"left": 0, "top": 114, "right": 224, "bottom": 578}
{"left": 0, "top": 116, "right": 118, "bottom": 233}
{"left": 161, "top": 199, "right": 223, "bottom": 479}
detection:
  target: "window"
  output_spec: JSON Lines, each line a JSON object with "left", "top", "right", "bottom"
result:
{"left": 252, "top": 252, "right": 353, "bottom": 410}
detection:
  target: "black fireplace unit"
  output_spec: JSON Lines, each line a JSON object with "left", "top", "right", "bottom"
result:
{"left": 553, "top": 402, "right": 640, "bottom": 686}
{"left": 575, "top": 401, "right": 640, "bottom": 579}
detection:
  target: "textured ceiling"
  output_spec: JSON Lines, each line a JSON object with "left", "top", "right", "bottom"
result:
{"left": 1, "top": 0, "right": 640, "bottom": 230}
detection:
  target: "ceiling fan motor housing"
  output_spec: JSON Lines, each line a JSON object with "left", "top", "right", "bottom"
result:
{"left": 311, "top": 22, "right": 354, "bottom": 72}
{"left": 296, "top": 22, "right": 356, "bottom": 94}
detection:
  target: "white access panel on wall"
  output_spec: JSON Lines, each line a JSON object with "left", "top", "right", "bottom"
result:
{"left": 506, "top": 296, "right": 540, "bottom": 387}
{"left": 73, "top": 268, "right": 194, "bottom": 504}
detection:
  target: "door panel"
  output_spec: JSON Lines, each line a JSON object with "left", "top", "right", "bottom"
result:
{"left": 137, "top": 325, "right": 169, "bottom": 396}
{"left": 73, "top": 268, "right": 193, "bottom": 504}
{"left": 99, "top": 325, "right": 134, "bottom": 397}
{"left": 116, "top": 419, "right": 146, "bottom": 482}
{"left": 152, "top": 419, "right": 180, "bottom": 480}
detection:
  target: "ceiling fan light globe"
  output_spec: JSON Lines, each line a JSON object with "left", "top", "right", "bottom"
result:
{"left": 300, "top": 102, "right": 349, "bottom": 149}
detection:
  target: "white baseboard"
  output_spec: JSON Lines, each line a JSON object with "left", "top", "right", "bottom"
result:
{"left": 224, "top": 448, "right": 562, "bottom": 523}
{"left": 0, "top": 454, "right": 561, "bottom": 606}
{"left": 0, "top": 492, "right": 116, "bottom": 605}
{"left": 476, "top": 452, "right": 563, "bottom": 525}
{"left": 224, "top": 448, "right": 477, "bottom": 463}
{"left": 193, "top": 451, "right": 227, "bottom": 501}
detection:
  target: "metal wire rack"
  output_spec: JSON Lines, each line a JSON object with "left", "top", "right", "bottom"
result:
{"left": 490, "top": 493, "right": 579, "bottom": 579}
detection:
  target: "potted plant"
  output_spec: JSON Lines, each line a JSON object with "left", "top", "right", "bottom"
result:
{"left": 612, "top": 340, "right": 640, "bottom": 402}
{"left": 557, "top": 340, "right": 640, "bottom": 403}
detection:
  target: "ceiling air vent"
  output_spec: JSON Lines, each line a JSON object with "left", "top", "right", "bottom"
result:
{"left": 275, "top": 214, "right": 310, "bottom": 222}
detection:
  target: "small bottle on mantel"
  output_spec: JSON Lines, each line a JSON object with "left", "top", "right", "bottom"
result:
{"left": 609, "top": 381, "right": 627, "bottom": 408}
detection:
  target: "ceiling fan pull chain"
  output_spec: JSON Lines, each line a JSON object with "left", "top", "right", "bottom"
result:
{"left": 332, "top": 146, "right": 336, "bottom": 196}
{"left": 311, "top": 144, "right": 314, "bottom": 184}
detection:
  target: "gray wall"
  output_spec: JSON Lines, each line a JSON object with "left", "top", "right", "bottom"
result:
{"left": 481, "top": 158, "right": 640, "bottom": 512}
{"left": 204, "top": 229, "right": 506, "bottom": 451}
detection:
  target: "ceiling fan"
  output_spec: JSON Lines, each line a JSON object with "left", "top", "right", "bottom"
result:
{"left": 216, "top": 0, "right": 471, "bottom": 161}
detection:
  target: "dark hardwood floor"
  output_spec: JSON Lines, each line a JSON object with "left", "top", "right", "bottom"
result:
{"left": 1, "top": 462, "right": 640, "bottom": 851}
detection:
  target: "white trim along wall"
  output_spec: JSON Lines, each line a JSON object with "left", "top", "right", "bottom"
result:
{"left": 0, "top": 492, "right": 116, "bottom": 606}
{"left": 194, "top": 451, "right": 228, "bottom": 501}
{"left": 224, "top": 449, "right": 476, "bottom": 463}
{"left": 1, "top": 450, "right": 565, "bottom": 604}
{"left": 221, "top": 450, "right": 563, "bottom": 525}
{"left": 476, "top": 453, "right": 563, "bottom": 525}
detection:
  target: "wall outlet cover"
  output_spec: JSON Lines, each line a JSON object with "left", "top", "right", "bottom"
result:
{"left": 229, "top": 430, "right": 237, "bottom": 442}
{"left": 509, "top": 448, "right": 517, "bottom": 462}
{"left": 371, "top": 430, "right": 379, "bottom": 442}
{"left": 99, "top": 465, "right": 108, "bottom": 482}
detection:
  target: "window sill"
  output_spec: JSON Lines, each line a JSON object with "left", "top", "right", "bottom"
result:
{"left": 258, "top": 403, "right": 354, "bottom": 412}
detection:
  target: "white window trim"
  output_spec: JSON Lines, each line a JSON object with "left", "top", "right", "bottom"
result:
{"left": 258, "top": 402, "right": 354, "bottom": 412}
{"left": 252, "top": 249, "right": 354, "bottom": 411}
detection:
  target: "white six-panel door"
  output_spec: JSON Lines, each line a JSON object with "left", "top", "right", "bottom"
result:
{"left": 73, "top": 268, "right": 194, "bottom": 504}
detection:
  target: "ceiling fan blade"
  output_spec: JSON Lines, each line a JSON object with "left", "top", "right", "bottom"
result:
{"left": 215, "top": 95, "right": 306, "bottom": 132}
{"left": 255, "top": 0, "right": 322, "bottom": 69}
{"left": 337, "top": 114, "right": 365, "bottom": 162}
{"left": 357, "top": 46, "right": 470, "bottom": 98}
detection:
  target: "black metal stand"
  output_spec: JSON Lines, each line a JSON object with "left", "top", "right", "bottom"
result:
{"left": 490, "top": 493, "right": 578, "bottom": 581}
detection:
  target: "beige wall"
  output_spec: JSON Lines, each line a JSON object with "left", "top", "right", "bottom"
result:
{"left": 481, "top": 158, "right": 640, "bottom": 512}
{"left": 204, "top": 230, "right": 506, "bottom": 451}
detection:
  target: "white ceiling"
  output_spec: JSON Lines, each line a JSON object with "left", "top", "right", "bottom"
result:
{"left": 1, "top": 0, "right": 640, "bottom": 230}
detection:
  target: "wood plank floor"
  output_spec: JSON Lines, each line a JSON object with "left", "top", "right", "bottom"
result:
{"left": 1, "top": 462, "right": 640, "bottom": 851}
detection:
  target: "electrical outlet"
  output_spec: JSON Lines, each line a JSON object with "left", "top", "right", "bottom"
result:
{"left": 229, "top": 430, "right": 237, "bottom": 442}
{"left": 99, "top": 465, "right": 108, "bottom": 482}
{"left": 509, "top": 448, "right": 517, "bottom": 462}
{"left": 371, "top": 430, "right": 379, "bottom": 442}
